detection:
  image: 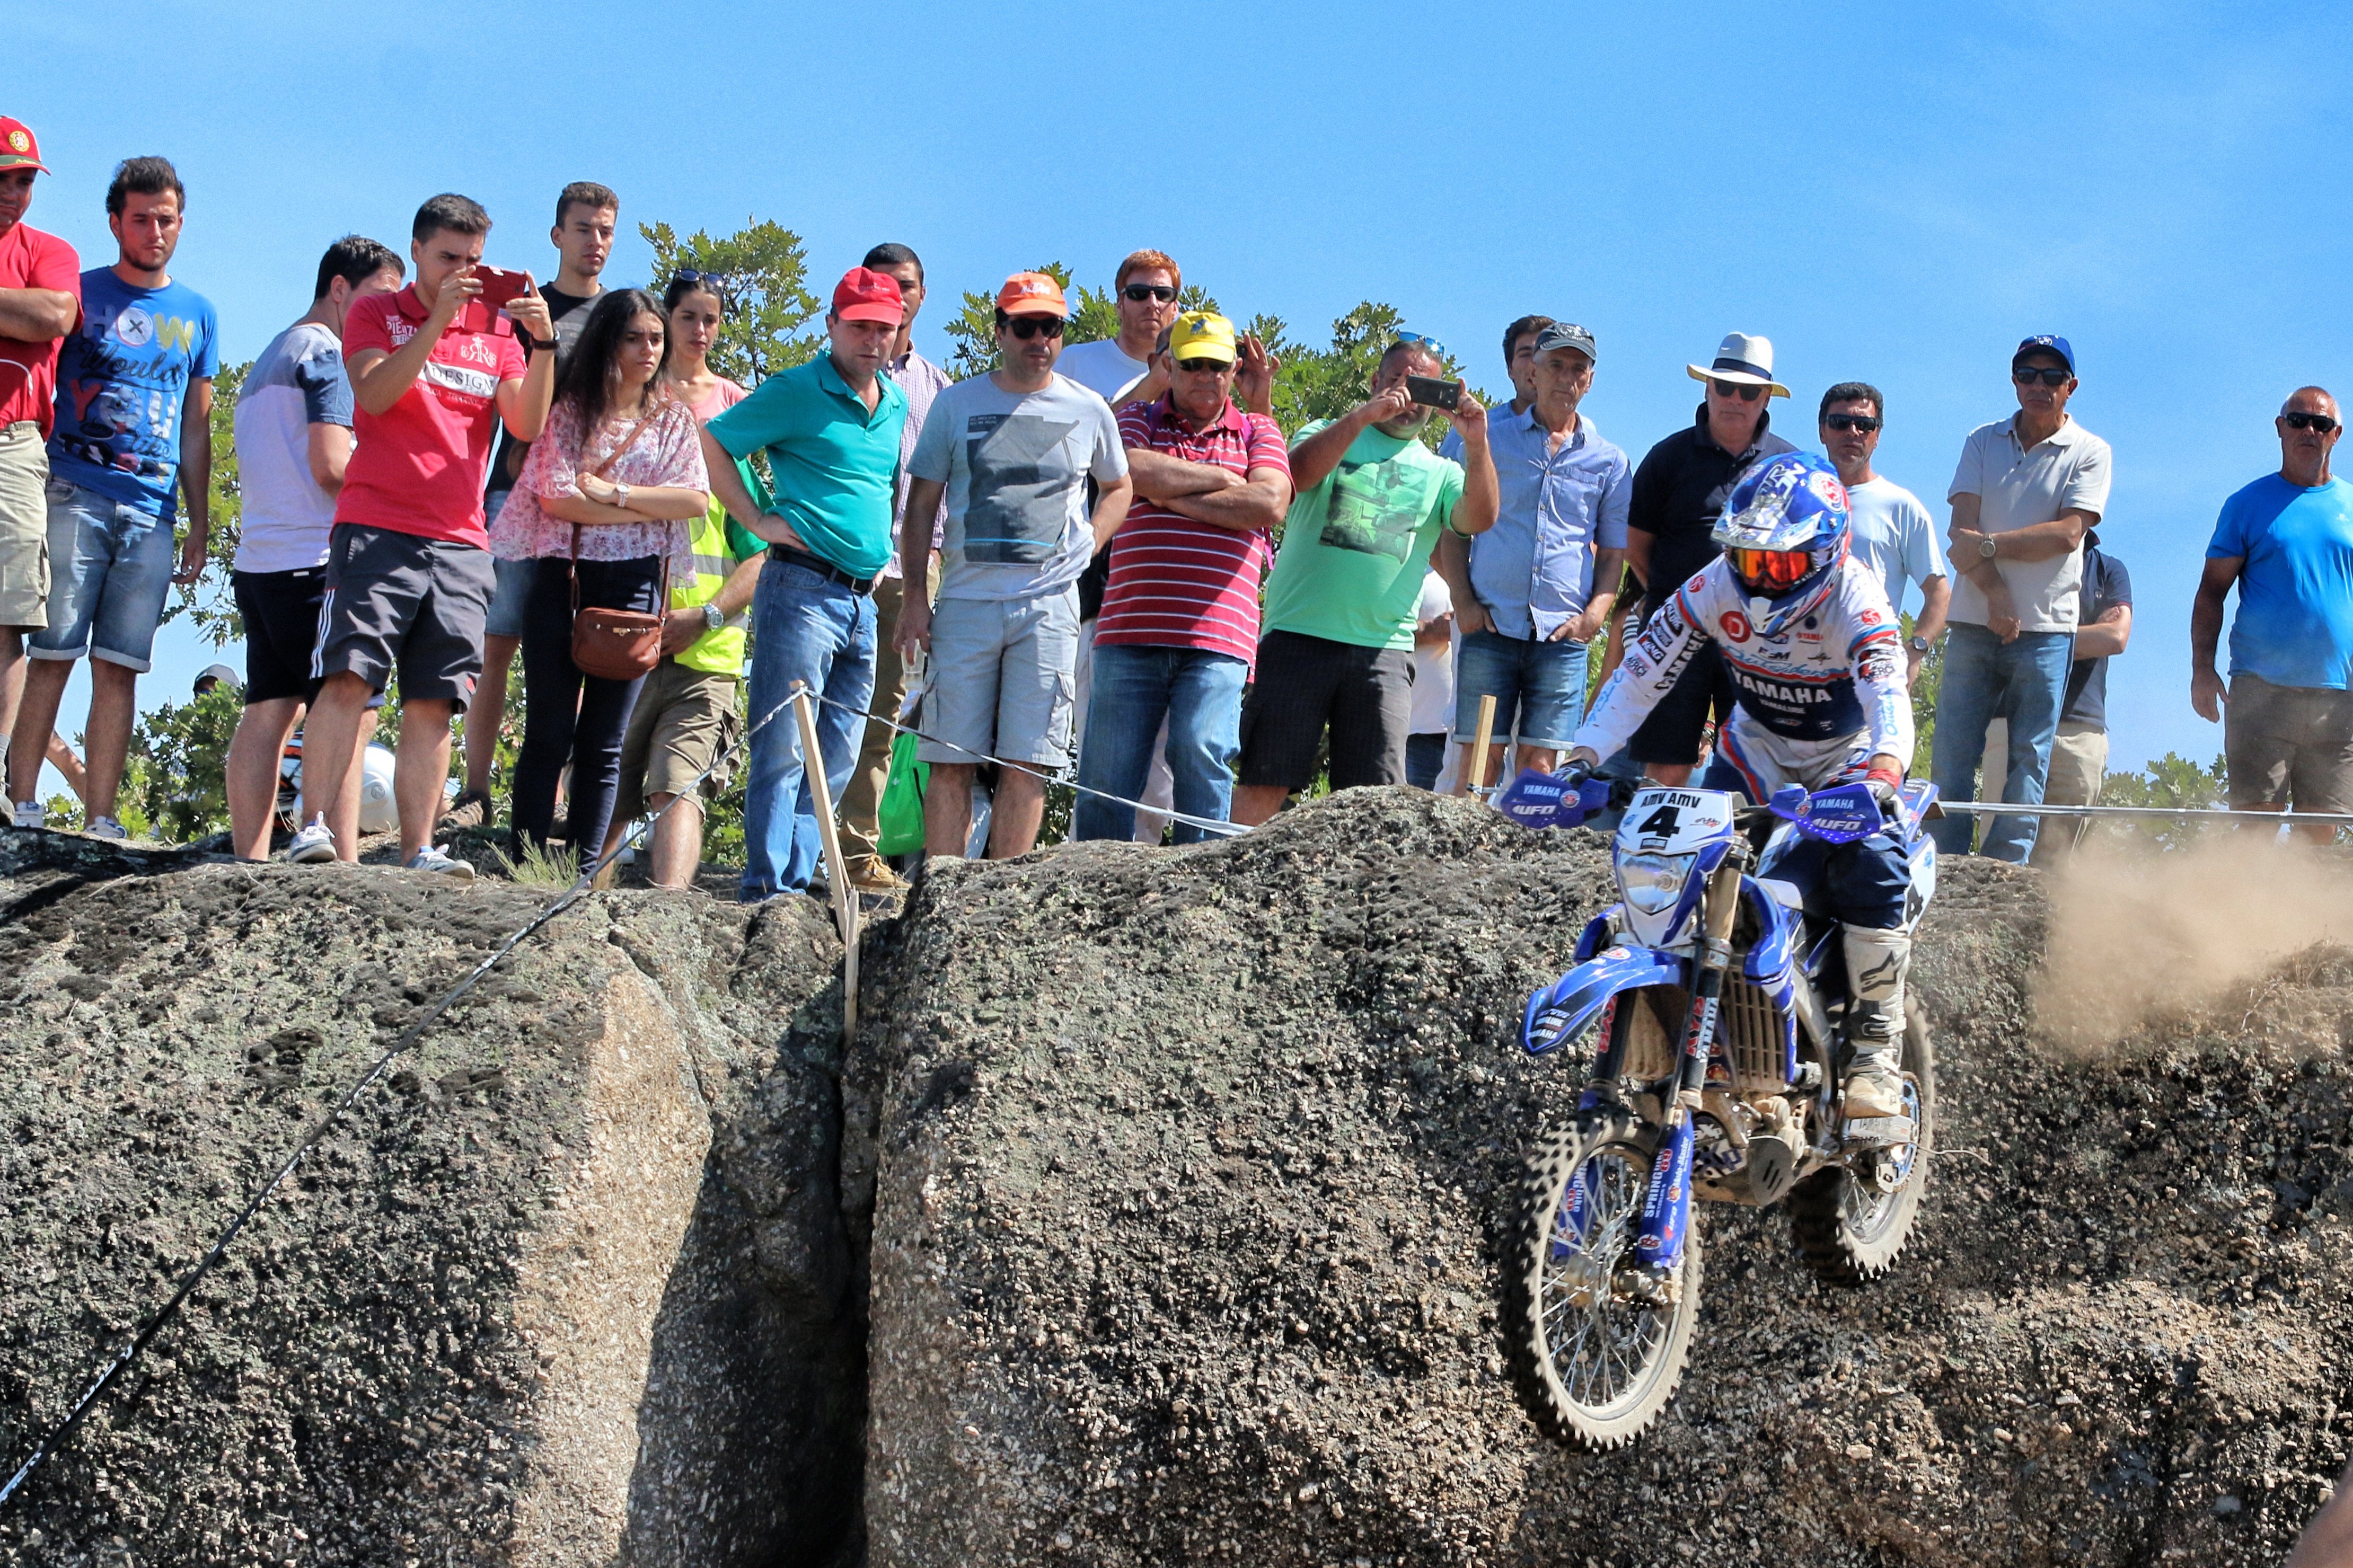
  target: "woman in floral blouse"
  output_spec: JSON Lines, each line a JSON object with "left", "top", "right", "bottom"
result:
{"left": 491, "top": 287, "right": 709, "bottom": 865}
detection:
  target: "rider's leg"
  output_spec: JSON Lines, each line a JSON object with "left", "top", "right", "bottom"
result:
{"left": 1823, "top": 832, "right": 1915, "bottom": 1119}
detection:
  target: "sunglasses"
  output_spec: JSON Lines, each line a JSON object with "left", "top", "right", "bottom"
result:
{"left": 1122, "top": 283, "right": 1178, "bottom": 303}
{"left": 2284, "top": 411, "right": 2341, "bottom": 434}
{"left": 1710, "top": 379, "right": 1766, "bottom": 403}
{"left": 1393, "top": 330, "right": 1448, "bottom": 360}
{"left": 1729, "top": 546, "right": 1812, "bottom": 593}
{"left": 2013, "top": 365, "right": 2070, "bottom": 387}
{"left": 1175, "top": 357, "right": 1229, "bottom": 373}
{"left": 672, "top": 268, "right": 730, "bottom": 293}
{"left": 1003, "top": 315, "right": 1065, "bottom": 340}
{"left": 1822, "top": 413, "right": 1882, "bottom": 433}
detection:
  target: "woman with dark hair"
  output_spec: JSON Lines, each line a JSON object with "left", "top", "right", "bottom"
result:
{"left": 659, "top": 271, "right": 746, "bottom": 420}
{"left": 491, "top": 287, "right": 708, "bottom": 865}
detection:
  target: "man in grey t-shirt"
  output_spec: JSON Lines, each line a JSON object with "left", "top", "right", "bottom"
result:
{"left": 897, "top": 270, "right": 1132, "bottom": 861}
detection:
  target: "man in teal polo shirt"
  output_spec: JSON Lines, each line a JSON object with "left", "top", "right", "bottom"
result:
{"left": 702, "top": 265, "right": 907, "bottom": 899}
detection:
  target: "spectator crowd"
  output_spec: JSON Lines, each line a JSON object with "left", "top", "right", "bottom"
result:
{"left": 4, "top": 114, "right": 2350, "bottom": 896}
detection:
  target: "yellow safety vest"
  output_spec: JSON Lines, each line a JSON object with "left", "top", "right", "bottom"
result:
{"left": 673, "top": 498, "right": 749, "bottom": 677}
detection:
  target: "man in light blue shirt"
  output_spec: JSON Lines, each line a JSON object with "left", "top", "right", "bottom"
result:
{"left": 1819, "top": 380, "right": 1948, "bottom": 688}
{"left": 1438, "top": 322, "right": 1628, "bottom": 788}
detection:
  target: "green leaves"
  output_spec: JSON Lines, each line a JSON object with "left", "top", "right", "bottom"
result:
{"left": 638, "top": 218, "right": 823, "bottom": 387}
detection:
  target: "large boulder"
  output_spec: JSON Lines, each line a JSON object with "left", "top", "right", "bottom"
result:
{"left": 853, "top": 787, "right": 2353, "bottom": 1566}
{"left": 0, "top": 832, "right": 863, "bottom": 1567}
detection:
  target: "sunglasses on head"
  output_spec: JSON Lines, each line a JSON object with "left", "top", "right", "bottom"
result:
{"left": 1711, "top": 378, "right": 1766, "bottom": 403}
{"left": 1393, "top": 330, "right": 1448, "bottom": 361}
{"left": 672, "top": 268, "right": 730, "bottom": 293}
{"left": 1003, "top": 315, "right": 1065, "bottom": 340}
{"left": 1122, "top": 283, "right": 1177, "bottom": 303}
{"left": 2013, "top": 365, "right": 2070, "bottom": 387}
{"left": 1729, "top": 546, "right": 1812, "bottom": 593}
{"left": 1175, "top": 357, "right": 1229, "bottom": 374}
{"left": 1822, "top": 413, "right": 1882, "bottom": 433}
{"left": 2285, "top": 411, "right": 2340, "bottom": 434}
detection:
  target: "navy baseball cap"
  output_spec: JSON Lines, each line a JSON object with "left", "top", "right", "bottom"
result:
{"left": 2013, "top": 334, "right": 2076, "bottom": 374}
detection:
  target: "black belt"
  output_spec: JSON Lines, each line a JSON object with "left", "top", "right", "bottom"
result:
{"left": 769, "top": 545, "right": 877, "bottom": 596}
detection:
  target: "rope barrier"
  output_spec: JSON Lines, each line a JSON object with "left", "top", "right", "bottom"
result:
{"left": 1935, "top": 800, "right": 2353, "bottom": 825}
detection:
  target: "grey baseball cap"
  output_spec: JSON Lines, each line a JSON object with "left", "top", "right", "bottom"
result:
{"left": 1534, "top": 322, "right": 1597, "bottom": 361}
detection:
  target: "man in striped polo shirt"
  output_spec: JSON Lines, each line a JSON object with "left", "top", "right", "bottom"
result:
{"left": 1073, "top": 311, "right": 1291, "bottom": 841}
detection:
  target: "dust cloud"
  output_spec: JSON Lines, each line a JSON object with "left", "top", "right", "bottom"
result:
{"left": 2031, "top": 835, "right": 2353, "bottom": 1053}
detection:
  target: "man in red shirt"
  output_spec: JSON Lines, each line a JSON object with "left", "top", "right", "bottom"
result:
{"left": 0, "top": 116, "right": 78, "bottom": 786}
{"left": 288, "top": 192, "right": 554, "bottom": 877}
{"left": 1073, "top": 311, "right": 1292, "bottom": 841}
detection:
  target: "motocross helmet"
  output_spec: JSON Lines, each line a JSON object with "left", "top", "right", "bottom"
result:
{"left": 1711, "top": 451, "right": 1852, "bottom": 637}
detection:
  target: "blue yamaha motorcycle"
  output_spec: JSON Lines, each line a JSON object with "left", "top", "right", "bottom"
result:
{"left": 1493, "top": 772, "right": 1939, "bottom": 1449}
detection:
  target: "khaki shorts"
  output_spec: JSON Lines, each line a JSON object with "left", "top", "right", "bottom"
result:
{"left": 0, "top": 422, "right": 50, "bottom": 630}
{"left": 2226, "top": 671, "right": 2353, "bottom": 812}
{"left": 614, "top": 657, "right": 743, "bottom": 823}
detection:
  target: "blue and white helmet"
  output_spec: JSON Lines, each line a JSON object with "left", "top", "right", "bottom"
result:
{"left": 1711, "top": 451, "right": 1852, "bottom": 637}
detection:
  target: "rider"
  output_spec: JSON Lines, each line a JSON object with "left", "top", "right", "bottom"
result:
{"left": 1561, "top": 451, "right": 1915, "bottom": 1119}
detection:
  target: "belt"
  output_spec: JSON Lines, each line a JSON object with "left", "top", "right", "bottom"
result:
{"left": 770, "top": 545, "right": 877, "bottom": 596}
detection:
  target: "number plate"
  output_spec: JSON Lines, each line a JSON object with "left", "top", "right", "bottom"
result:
{"left": 1616, "top": 787, "right": 1735, "bottom": 855}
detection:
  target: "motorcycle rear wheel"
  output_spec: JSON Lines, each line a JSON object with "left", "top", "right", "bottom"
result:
{"left": 1503, "top": 1110, "right": 1703, "bottom": 1449}
{"left": 1790, "top": 998, "right": 1936, "bottom": 1286}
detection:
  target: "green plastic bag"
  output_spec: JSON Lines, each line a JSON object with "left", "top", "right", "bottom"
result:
{"left": 876, "top": 728, "right": 929, "bottom": 856}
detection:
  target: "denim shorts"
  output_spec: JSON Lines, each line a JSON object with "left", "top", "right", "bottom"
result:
{"left": 482, "top": 493, "right": 536, "bottom": 641}
{"left": 29, "top": 479, "right": 179, "bottom": 670}
{"left": 1452, "top": 629, "right": 1588, "bottom": 748}
{"left": 916, "top": 586, "right": 1080, "bottom": 768}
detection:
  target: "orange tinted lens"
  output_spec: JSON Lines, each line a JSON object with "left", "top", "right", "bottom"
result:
{"left": 1732, "top": 548, "right": 1808, "bottom": 591}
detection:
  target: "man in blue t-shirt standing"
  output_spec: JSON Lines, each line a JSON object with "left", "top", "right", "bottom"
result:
{"left": 2193, "top": 386, "right": 2353, "bottom": 842}
{"left": 6, "top": 157, "right": 216, "bottom": 838}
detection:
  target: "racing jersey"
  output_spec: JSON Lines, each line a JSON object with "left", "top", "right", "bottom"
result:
{"left": 1574, "top": 554, "right": 1912, "bottom": 796}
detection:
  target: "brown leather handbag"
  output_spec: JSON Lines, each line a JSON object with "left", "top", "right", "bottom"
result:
{"left": 565, "top": 410, "right": 671, "bottom": 681}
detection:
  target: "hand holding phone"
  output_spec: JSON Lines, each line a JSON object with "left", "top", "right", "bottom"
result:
{"left": 473, "top": 266, "right": 534, "bottom": 314}
{"left": 1406, "top": 374, "right": 1462, "bottom": 411}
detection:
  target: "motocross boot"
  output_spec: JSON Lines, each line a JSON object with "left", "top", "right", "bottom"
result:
{"left": 1840, "top": 924, "right": 1910, "bottom": 1120}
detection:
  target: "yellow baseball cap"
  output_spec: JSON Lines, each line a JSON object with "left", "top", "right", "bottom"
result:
{"left": 1168, "top": 310, "right": 1237, "bottom": 365}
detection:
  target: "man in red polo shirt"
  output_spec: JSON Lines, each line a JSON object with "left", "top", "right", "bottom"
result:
{"left": 0, "top": 115, "right": 79, "bottom": 786}
{"left": 1072, "top": 310, "right": 1292, "bottom": 841}
{"left": 288, "top": 192, "right": 555, "bottom": 877}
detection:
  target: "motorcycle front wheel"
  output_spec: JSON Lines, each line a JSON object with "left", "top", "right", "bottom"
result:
{"left": 1502, "top": 1110, "right": 1703, "bottom": 1450}
{"left": 1790, "top": 998, "right": 1936, "bottom": 1286}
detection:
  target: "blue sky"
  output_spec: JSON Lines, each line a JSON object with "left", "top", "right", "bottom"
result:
{"left": 15, "top": 2, "right": 2353, "bottom": 794}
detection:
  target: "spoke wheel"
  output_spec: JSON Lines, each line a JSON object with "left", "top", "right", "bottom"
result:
{"left": 1791, "top": 999, "right": 1936, "bottom": 1286}
{"left": 1502, "top": 1111, "right": 1703, "bottom": 1449}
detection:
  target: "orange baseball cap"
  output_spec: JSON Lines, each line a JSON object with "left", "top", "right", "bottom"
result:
{"left": 995, "top": 271, "right": 1067, "bottom": 317}
{"left": 0, "top": 117, "right": 50, "bottom": 175}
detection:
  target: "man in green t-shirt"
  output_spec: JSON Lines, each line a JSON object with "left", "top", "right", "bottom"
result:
{"left": 1233, "top": 339, "right": 1498, "bottom": 825}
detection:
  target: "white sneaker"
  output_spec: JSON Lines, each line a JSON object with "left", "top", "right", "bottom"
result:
{"left": 407, "top": 845, "right": 477, "bottom": 881}
{"left": 286, "top": 817, "right": 338, "bottom": 864}
{"left": 10, "top": 800, "right": 42, "bottom": 830}
{"left": 86, "top": 816, "right": 128, "bottom": 840}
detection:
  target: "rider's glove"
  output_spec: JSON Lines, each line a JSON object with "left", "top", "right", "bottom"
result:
{"left": 1864, "top": 766, "right": 1905, "bottom": 819}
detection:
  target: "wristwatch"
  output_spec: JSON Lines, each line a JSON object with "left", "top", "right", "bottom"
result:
{"left": 613, "top": 481, "right": 632, "bottom": 512}
{"left": 524, "top": 333, "right": 559, "bottom": 352}
{"left": 701, "top": 603, "right": 724, "bottom": 633}
{"left": 1906, "top": 634, "right": 1932, "bottom": 654}
{"left": 1977, "top": 536, "right": 1999, "bottom": 560}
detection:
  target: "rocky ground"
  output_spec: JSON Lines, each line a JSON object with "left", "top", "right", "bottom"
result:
{"left": 3, "top": 789, "right": 2350, "bottom": 1565}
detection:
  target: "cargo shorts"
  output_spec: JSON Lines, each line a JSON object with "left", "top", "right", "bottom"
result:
{"left": 915, "top": 584, "right": 1080, "bottom": 769}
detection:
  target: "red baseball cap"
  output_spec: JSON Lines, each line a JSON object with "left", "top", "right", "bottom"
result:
{"left": 0, "top": 117, "right": 49, "bottom": 175}
{"left": 832, "top": 266, "right": 903, "bottom": 326}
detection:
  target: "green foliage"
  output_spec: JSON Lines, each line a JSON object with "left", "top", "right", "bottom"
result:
{"left": 167, "top": 358, "right": 249, "bottom": 649}
{"left": 638, "top": 218, "right": 823, "bottom": 387}
{"left": 493, "top": 836, "right": 580, "bottom": 888}
{"left": 120, "top": 684, "right": 244, "bottom": 842}
{"left": 2098, "top": 750, "right": 2232, "bottom": 852}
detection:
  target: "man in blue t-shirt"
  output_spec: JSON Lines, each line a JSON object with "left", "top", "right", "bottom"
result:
{"left": 6, "top": 157, "right": 217, "bottom": 839}
{"left": 2193, "top": 386, "right": 2353, "bottom": 841}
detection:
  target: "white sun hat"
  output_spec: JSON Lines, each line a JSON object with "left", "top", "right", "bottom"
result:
{"left": 1685, "top": 332, "right": 1790, "bottom": 398}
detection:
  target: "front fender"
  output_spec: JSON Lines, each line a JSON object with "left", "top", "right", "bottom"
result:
{"left": 1523, "top": 945, "right": 1690, "bottom": 1056}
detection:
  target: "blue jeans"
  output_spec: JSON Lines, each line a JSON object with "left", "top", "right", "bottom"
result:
{"left": 31, "top": 480, "right": 178, "bottom": 669}
{"left": 1453, "top": 630, "right": 1588, "bottom": 748}
{"left": 1928, "top": 623, "right": 2072, "bottom": 862}
{"left": 1073, "top": 644, "right": 1247, "bottom": 844}
{"left": 1405, "top": 731, "right": 1449, "bottom": 790}
{"left": 741, "top": 559, "right": 877, "bottom": 900}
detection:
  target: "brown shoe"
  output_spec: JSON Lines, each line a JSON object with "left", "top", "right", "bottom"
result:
{"left": 442, "top": 789, "right": 490, "bottom": 830}
{"left": 848, "top": 853, "right": 909, "bottom": 892}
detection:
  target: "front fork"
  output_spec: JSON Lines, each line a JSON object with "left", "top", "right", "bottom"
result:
{"left": 1634, "top": 844, "right": 1749, "bottom": 1278}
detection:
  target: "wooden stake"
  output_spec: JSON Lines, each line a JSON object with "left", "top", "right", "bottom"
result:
{"left": 792, "top": 683, "right": 859, "bottom": 1046}
{"left": 1470, "top": 693, "right": 1499, "bottom": 795}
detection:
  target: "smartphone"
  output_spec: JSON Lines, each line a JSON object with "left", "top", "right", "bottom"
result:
{"left": 472, "top": 265, "right": 534, "bottom": 314}
{"left": 1406, "top": 374, "right": 1462, "bottom": 410}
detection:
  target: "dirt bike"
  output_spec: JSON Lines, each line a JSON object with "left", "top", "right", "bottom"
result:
{"left": 1493, "top": 772, "right": 1939, "bottom": 1449}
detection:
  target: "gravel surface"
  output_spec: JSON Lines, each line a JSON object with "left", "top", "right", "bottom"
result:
{"left": 854, "top": 786, "right": 2353, "bottom": 1567}
{"left": 0, "top": 829, "right": 860, "bottom": 1567}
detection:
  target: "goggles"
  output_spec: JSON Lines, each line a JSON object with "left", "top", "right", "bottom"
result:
{"left": 1728, "top": 546, "right": 1812, "bottom": 595}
